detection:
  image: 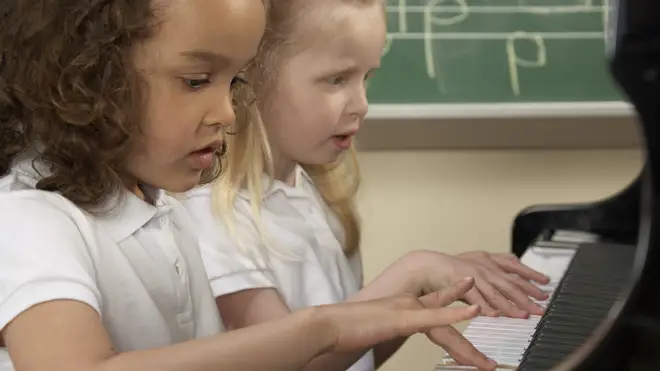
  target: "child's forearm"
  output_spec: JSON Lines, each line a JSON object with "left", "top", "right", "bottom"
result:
{"left": 349, "top": 253, "right": 437, "bottom": 303}
{"left": 347, "top": 280, "right": 411, "bottom": 369}
{"left": 97, "top": 308, "right": 332, "bottom": 371}
{"left": 341, "top": 252, "right": 454, "bottom": 368}
{"left": 217, "top": 288, "right": 388, "bottom": 371}
{"left": 312, "top": 254, "right": 434, "bottom": 371}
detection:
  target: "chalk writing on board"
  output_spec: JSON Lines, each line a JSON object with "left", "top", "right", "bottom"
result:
{"left": 384, "top": 0, "right": 611, "bottom": 96}
{"left": 506, "top": 32, "right": 546, "bottom": 96}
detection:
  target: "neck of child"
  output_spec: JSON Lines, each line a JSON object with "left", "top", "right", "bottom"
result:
{"left": 271, "top": 150, "right": 298, "bottom": 187}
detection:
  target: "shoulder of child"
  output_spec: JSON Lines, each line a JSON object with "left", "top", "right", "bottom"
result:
{"left": 0, "top": 189, "right": 90, "bottom": 232}
{"left": 0, "top": 190, "right": 101, "bottom": 330}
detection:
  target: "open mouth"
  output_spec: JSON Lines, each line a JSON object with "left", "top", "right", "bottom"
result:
{"left": 192, "top": 140, "right": 225, "bottom": 156}
{"left": 332, "top": 134, "right": 354, "bottom": 149}
{"left": 192, "top": 146, "right": 216, "bottom": 156}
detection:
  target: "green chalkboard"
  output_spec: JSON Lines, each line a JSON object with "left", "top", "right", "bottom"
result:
{"left": 368, "top": 0, "right": 623, "bottom": 104}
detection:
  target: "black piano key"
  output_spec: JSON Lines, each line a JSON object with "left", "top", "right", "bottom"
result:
{"left": 533, "top": 332, "right": 587, "bottom": 346}
{"left": 536, "top": 320, "right": 602, "bottom": 334}
{"left": 519, "top": 357, "right": 560, "bottom": 370}
{"left": 518, "top": 242, "right": 636, "bottom": 371}
{"left": 537, "top": 314, "right": 604, "bottom": 327}
{"left": 541, "top": 305, "right": 610, "bottom": 316}
{"left": 525, "top": 343, "right": 578, "bottom": 360}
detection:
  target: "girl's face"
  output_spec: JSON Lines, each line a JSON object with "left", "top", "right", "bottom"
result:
{"left": 126, "top": 0, "right": 265, "bottom": 194}
{"left": 262, "top": 2, "right": 386, "bottom": 176}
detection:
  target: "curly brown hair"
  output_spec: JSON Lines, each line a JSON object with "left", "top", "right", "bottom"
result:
{"left": 0, "top": 0, "right": 224, "bottom": 211}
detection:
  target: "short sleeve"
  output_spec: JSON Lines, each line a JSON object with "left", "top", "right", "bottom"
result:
{"left": 0, "top": 192, "right": 101, "bottom": 331}
{"left": 181, "top": 186, "right": 276, "bottom": 298}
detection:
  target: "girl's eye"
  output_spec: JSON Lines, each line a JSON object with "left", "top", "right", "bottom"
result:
{"left": 330, "top": 75, "right": 346, "bottom": 86}
{"left": 183, "top": 77, "right": 210, "bottom": 90}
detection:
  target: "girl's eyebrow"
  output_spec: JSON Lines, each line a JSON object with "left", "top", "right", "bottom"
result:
{"left": 179, "top": 49, "right": 231, "bottom": 67}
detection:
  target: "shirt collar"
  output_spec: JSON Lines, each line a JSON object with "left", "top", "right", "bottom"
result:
{"left": 237, "top": 165, "right": 313, "bottom": 201}
{"left": 95, "top": 185, "right": 171, "bottom": 242}
{"left": 11, "top": 149, "right": 171, "bottom": 242}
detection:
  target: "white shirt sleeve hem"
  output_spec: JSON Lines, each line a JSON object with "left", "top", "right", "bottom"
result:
{"left": 208, "top": 270, "right": 276, "bottom": 298}
{"left": 0, "top": 281, "right": 101, "bottom": 331}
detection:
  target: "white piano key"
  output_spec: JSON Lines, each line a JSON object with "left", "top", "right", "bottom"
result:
{"left": 471, "top": 344, "right": 529, "bottom": 351}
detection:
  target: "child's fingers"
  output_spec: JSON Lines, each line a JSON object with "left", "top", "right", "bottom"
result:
{"left": 507, "top": 274, "right": 549, "bottom": 300}
{"left": 473, "top": 279, "right": 527, "bottom": 319}
{"left": 427, "top": 326, "right": 497, "bottom": 371}
{"left": 399, "top": 305, "right": 480, "bottom": 335}
{"left": 460, "top": 287, "right": 500, "bottom": 317}
{"left": 488, "top": 275, "right": 544, "bottom": 317}
{"left": 493, "top": 255, "right": 550, "bottom": 284}
{"left": 419, "top": 277, "right": 476, "bottom": 308}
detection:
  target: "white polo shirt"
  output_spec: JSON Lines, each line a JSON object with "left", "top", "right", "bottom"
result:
{"left": 182, "top": 167, "right": 375, "bottom": 371}
{"left": 0, "top": 154, "right": 222, "bottom": 369}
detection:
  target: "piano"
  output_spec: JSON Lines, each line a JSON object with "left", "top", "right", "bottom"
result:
{"left": 435, "top": 0, "right": 660, "bottom": 369}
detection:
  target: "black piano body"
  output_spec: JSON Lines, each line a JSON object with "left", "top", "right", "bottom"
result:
{"left": 509, "top": 0, "right": 660, "bottom": 369}
{"left": 511, "top": 168, "right": 642, "bottom": 258}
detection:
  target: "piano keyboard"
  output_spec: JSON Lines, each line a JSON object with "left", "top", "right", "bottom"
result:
{"left": 435, "top": 230, "right": 635, "bottom": 371}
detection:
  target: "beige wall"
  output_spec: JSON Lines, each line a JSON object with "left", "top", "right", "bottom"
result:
{"left": 355, "top": 148, "right": 643, "bottom": 371}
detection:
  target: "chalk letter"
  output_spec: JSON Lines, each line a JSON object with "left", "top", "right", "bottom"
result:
{"left": 506, "top": 31, "right": 547, "bottom": 96}
{"left": 423, "top": 0, "right": 469, "bottom": 80}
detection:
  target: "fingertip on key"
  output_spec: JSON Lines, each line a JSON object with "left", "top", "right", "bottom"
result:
{"left": 468, "top": 304, "right": 481, "bottom": 312}
{"left": 518, "top": 310, "right": 530, "bottom": 319}
{"left": 488, "top": 358, "right": 498, "bottom": 370}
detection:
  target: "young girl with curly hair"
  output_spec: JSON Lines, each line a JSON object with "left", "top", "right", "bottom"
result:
{"left": 0, "top": 1, "right": 483, "bottom": 370}
{"left": 182, "top": 1, "right": 551, "bottom": 370}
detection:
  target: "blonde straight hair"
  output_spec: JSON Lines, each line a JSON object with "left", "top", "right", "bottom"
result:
{"left": 211, "top": 0, "right": 385, "bottom": 260}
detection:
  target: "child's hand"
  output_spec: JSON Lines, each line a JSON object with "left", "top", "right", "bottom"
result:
{"left": 453, "top": 251, "right": 550, "bottom": 318}
{"left": 418, "top": 278, "right": 497, "bottom": 370}
{"left": 321, "top": 277, "right": 497, "bottom": 371}
{"left": 407, "top": 250, "right": 550, "bottom": 318}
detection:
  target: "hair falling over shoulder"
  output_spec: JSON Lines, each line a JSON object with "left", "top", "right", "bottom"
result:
{"left": 302, "top": 149, "right": 362, "bottom": 257}
{"left": 0, "top": 0, "right": 156, "bottom": 211}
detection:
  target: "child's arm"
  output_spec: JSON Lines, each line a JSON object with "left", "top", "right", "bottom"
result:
{"left": 2, "top": 281, "right": 486, "bottom": 371}
{"left": 218, "top": 288, "right": 376, "bottom": 371}
{"left": 216, "top": 281, "right": 494, "bottom": 371}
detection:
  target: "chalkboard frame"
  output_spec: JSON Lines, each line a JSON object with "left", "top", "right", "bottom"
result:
{"left": 367, "top": 102, "right": 634, "bottom": 119}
